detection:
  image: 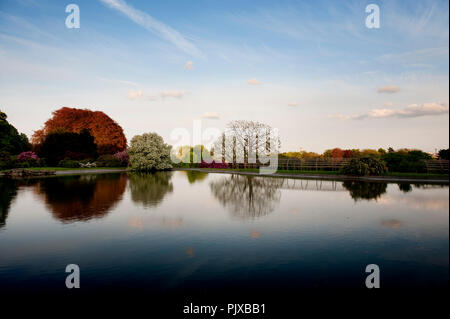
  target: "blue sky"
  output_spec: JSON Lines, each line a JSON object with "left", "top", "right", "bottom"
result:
{"left": 0, "top": 0, "right": 448, "bottom": 152}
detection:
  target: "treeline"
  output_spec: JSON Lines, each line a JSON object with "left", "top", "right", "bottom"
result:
{"left": 0, "top": 108, "right": 129, "bottom": 170}
{"left": 281, "top": 147, "right": 449, "bottom": 174}
{"left": 0, "top": 107, "right": 171, "bottom": 172}
{"left": 1, "top": 107, "right": 449, "bottom": 175}
{"left": 281, "top": 147, "right": 449, "bottom": 160}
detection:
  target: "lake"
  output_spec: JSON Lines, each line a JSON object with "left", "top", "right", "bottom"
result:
{"left": 0, "top": 171, "right": 448, "bottom": 295}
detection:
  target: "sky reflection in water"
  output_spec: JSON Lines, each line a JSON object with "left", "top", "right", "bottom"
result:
{"left": 0, "top": 171, "right": 448, "bottom": 292}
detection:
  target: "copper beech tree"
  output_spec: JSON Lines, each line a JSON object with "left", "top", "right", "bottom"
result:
{"left": 32, "top": 107, "right": 127, "bottom": 154}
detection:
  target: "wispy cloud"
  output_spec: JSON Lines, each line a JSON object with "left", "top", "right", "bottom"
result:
{"left": 184, "top": 61, "right": 194, "bottom": 70}
{"left": 128, "top": 89, "right": 143, "bottom": 99}
{"left": 100, "top": 77, "right": 138, "bottom": 86}
{"left": 0, "top": 13, "right": 59, "bottom": 41}
{"left": 201, "top": 112, "right": 220, "bottom": 119}
{"left": 128, "top": 89, "right": 189, "bottom": 101}
{"left": 377, "top": 85, "right": 400, "bottom": 94}
{"left": 248, "top": 78, "right": 262, "bottom": 85}
{"left": 331, "top": 102, "right": 449, "bottom": 120}
{"left": 99, "top": 0, "right": 203, "bottom": 58}
{"left": 287, "top": 102, "right": 299, "bottom": 107}
{"left": 159, "top": 90, "right": 187, "bottom": 99}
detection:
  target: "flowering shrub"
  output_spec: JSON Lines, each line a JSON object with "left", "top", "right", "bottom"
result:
{"left": 128, "top": 133, "right": 172, "bottom": 171}
{"left": 18, "top": 151, "right": 39, "bottom": 162}
{"left": 113, "top": 150, "right": 129, "bottom": 166}
{"left": 17, "top": 151, "right": 40, "bottom": 167}
{"left": 198, "top": 161, "right": 229, "bottom": 169}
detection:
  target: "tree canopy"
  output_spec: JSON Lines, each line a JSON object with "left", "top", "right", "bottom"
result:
{"left": 32, "top": 107, "right": 127, "bottom": 154}
{"left": 37, "top": 129, "right": 98, "bottom": 166}
{"left": 0, "top": 110, "right": 30, "bottom": 154}
{"left": 128, "top": 132, "right": 172, "bottom": 171}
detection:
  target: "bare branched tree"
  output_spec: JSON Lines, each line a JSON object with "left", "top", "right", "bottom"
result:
{"left": 212, "top": 120, "right": 280, "bottom": 165}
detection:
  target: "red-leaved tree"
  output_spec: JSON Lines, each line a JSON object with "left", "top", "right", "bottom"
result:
{"left": 32, "top": 107, "right": 127, "bottom": 154}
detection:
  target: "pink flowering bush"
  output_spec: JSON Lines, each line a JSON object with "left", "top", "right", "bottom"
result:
{"left": 18, "top": 151, "right": 39, "bottom": 162}
{"left": 198, "top": 161, "right": 229, "bottom": 169}
{"left": 17, "top": 151, "right": 40, "bottom": 167}
{"left": 113, "top": 150, "right": 129, "bottom": 166}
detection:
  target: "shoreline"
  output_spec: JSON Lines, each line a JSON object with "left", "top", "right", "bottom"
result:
{"left": 174, "top": 168, "right": 449, "bottom": 184}
{"left": 54, "top": 168, "right": 128, "bottom": 175}
{"left": 1, "top": 167, "right": 448, "bottom": 183}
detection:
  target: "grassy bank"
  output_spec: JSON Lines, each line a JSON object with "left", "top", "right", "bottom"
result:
{"left": 0, "top": 167, "right": 126, "bottom": 173}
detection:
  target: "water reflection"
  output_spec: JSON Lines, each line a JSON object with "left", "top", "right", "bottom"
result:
{"left": 398, "top": 183, "right": 413, "bottom": 193}
{"left": 0, "top": 179, "right": 18, "bottom": 229}
{"left": 35, "top": 174, "right": 127, "bottom": 222}
{"left": 182, "top": 171, "right": 208, "bottom": 184}
{"left": 0, "top": 178, "right": 39, "bottom": 229}
{"left": 209, "top": 175, "right": 283, "bottom": 219}
{"left": 128, "top": 172, "right": 173, "bottom": 208}
{"left": 381, "top": 219, "right": 403, "bottom": 228}
{"left": 342, "top": 181, "right": 387, "bottom": 201}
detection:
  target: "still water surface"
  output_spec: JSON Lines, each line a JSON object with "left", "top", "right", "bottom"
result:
{"left": 0, "top": 172, "right": 448, "bottom": 293}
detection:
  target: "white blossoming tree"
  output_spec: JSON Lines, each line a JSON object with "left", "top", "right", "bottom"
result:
{"left": 128, "top": 133, "right": 172, "bottom": 171}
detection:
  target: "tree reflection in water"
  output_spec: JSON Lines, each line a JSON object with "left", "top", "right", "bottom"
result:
{"left": 342, "top": 181, "right": 387, "bottom": 201}
{"left": 398, "top": 183, "right": 413, "bottom": 193}
{"left": 128, "top": 172, "right": 173, "bottom": 208}
{"left": 183, "top": 171, "right": 208, "bottom": 184}
{"left": 209, "top": 174, "right": 283, "bottom": 219}
{"left": 0, "top": 179, "right": 18, "bottom": 229}
{"left": 1, "top": 178, "right": 39, "bottom": 229}
{"left": 35, "top": 174, "right": 127, "bottom": 222}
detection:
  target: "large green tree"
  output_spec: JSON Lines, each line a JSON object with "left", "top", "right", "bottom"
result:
{"left": 0, "top": 110, "right": 30, "bottom": 154}
{"left": 128, "top": 133, "right": 172, "bottom": 171}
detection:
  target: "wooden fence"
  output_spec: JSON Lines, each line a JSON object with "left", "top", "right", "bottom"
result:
{"left": 230, "top": 158, "right": 449, "bottom": 173}
{"left": 231, "top": 158, "right": 351, "bottom": 171}
{"left": 425, "top": 160, "right": 449, "bottom": 173}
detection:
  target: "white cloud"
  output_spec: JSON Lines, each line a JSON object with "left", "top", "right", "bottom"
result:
{"left": 99, "top": 0, "right": 203, "bottom": 58}
{"left": 374, "top": 102, "right": 449, "bottom": 118}
{"left": 201, "top": 112, "right": 220, "bottom": 119}
{"left": 100, "top": 77, "right": 138, "bottom": 86}
{"left": 331, "top": 102, "right": 449, "bottom": 120}
{"left": 184, "top": 61, "right": 194, "bottom": 70}
{"left": 248, "top": 78, "right": 262, "bottom": 85}
{"left": 133, "top": 90, "right": 189, "bottom": 101}
{"left": 328, "top": 114, "right": 367, "bottom": 120}
{"left": 377, "top": 85, "right": 400, "bottom": 94}
{"left": 160, "top": 90, "right": 187, "bottom": 99}
{"left": 287, "top": 102, "right": 299, "bottom": 107}
{"left": 128, "top": 89, "right": 143, "bottom": 100}
{"left": 384, "top": 102, "right": 393, "bottom": 107}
